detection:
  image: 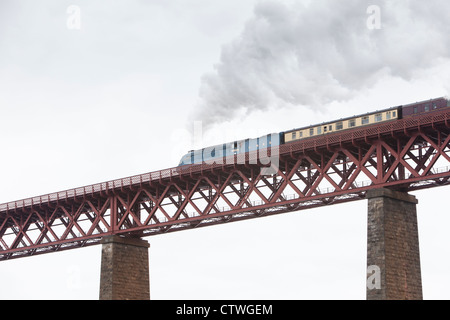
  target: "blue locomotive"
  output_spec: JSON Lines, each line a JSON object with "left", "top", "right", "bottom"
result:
{"left": 178, "top": 133, "right": 283, "bottom": 166}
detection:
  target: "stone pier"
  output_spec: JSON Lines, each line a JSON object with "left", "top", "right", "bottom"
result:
{"left": 366, "top": 188, "right": 422, "bottom": 300}
{"left": 99, "top": 235, "right": 150, "bottom": 300}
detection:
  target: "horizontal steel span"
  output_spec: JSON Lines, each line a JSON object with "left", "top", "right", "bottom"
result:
{"left": 2, "top": 109, "right": 450, "bottom": 260}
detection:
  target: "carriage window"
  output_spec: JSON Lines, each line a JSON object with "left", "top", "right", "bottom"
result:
{"left": 299, "top": 131, "right": 303, "bottom": 137}
{"left": 393, "top": 111, "right": 396, "bottom": 117}
{"left": 413, "top": 107, "right": 418, "bottom": 113}
{"left": 425, "top": 104, "right": 430, "bottom": 112}
{"left": 349, "top": 119, "right": 356, "bottom": 127}
{"left": 317, "top": 127, "right": 322, "bottom": 134}
{"left": 433, "top": 104, "right": 438, "bottom": 109}
{"left": 362, "top": 116, "right": 369, "bottom": 125}
{"left": 375, "top": 113, "right": 382, "bottom": 122}
{"left": 329, "top": 125, "right": 332, "bottom": 131}
{"left": 309, "top": 128, "right": 314, "bottom": 136}
{"left": 336, "top": 122, "right": 343, "bottom": 130}
{"left": 292, "top": 132, "right": 297, "bottom": 139}
{"left": 386, "top": 112, "right": 391, "bottom": 120}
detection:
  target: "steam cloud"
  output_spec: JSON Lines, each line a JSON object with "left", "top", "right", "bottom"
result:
{"left": 190, "top": 0, "right": 450, "bottom": 131}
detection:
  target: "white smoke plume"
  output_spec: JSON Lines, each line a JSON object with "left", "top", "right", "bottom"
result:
{"left": 190, "top": 0, "right": 450, "bottom": 131}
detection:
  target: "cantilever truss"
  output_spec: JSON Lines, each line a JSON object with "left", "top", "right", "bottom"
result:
{"left": 2, "top": 109, "right": 450, "bottom": 260}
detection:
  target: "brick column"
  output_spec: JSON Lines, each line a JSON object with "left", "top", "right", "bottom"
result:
{"left": 99, "top": 235, "right": 150, "bottom": 300}
{"left": 366, "top": 188, "right": 422, "bottom": 300}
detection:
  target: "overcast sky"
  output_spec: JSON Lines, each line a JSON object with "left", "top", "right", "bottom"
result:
{"left": 1, "top": 0, "right": 450, "bottom": 300}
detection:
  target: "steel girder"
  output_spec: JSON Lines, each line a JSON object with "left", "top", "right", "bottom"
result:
{"left": 1, "top": 109, "right": 450, "bottom": 260}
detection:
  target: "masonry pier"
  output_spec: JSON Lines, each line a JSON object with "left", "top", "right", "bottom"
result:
{"left": 366, "top": 188, "right": 422, "bottom": 300}
{"left": 99, "top": 235, "right": 150, "bottom": 300}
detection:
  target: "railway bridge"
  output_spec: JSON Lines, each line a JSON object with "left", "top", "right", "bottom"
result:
{"left": 2, "top": 107, "right": 450, "bottom": 299}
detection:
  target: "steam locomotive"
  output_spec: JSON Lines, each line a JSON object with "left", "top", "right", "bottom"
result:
{"left": 178, "top": 97, "right": 450, "bottom": 166}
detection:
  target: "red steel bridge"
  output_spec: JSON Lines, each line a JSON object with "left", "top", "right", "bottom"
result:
{"left": 2, "top": 107, "right": 450, "bottom": 260}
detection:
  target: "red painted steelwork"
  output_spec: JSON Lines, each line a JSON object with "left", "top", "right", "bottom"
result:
{"left": 1, "top": 108, "right": 450, "bottom": 260}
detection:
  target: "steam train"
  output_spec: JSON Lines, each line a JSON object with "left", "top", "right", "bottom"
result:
{"left": 178, "top": 97, "right": 450, "bottom": 166}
